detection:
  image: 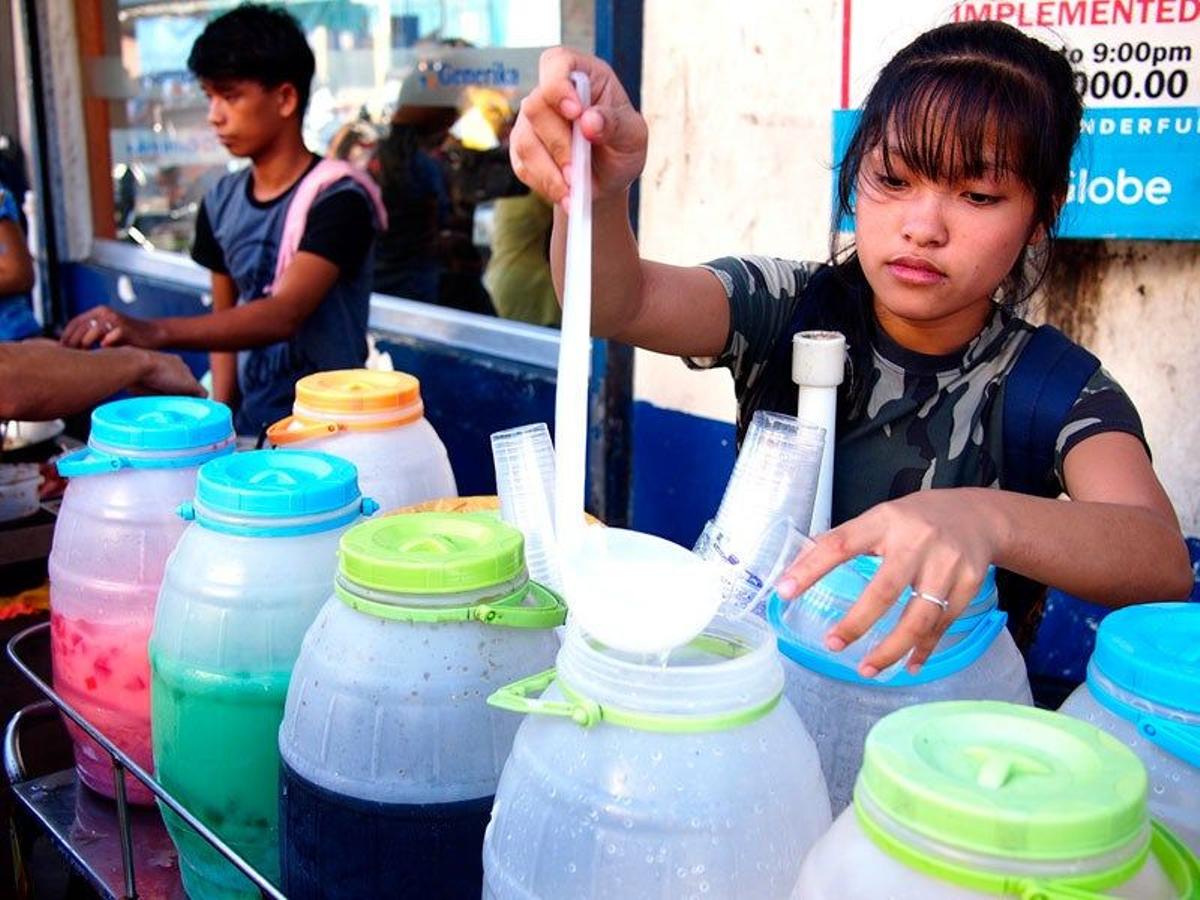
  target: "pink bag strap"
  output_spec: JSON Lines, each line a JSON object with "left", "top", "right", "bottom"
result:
{"left": 269, "top": 158, "right": 388, "bottom": 293}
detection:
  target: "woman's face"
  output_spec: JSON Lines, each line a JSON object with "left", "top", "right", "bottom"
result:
{"left": 853, "top": 144, "right": 1040, "bottom": 330}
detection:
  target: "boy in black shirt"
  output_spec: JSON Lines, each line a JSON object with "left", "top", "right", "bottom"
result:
{"left": 62, "top": 4, "right": 382, "bottom": 435}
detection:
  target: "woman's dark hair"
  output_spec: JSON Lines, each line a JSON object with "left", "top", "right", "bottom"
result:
{"left": 824, "top": 21, "right": 1082, "bottom": 416}
{"left": 187, "top": 4, "right": 316, "bottom": 117}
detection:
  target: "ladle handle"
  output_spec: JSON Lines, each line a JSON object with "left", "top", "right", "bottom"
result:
{"left": 553, "top": 71, "right": 594, "bottom": 556}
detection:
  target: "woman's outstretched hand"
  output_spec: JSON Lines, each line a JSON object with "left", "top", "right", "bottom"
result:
{"left": 509, "top": 48, "right": 649, "bottom": 212}
{"left": 775, "top": 489, "right": 1004, "bottom": 677}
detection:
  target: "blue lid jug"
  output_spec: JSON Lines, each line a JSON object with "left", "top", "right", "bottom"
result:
{"left": 57, "top": 396, "right": 235, "bottom": 476}
{"left": 179, "top": 449, "right": 378, "bottom": 537}
{"left": 1086, "top": 602, "right": 1200, "bottom": 766}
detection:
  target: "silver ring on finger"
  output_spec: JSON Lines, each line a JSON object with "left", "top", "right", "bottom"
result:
{"left": 87, "top": 318, "right": 97, "bottom": 329}
{"left": 913, "top": 590, "right": 950, "bottom": 613}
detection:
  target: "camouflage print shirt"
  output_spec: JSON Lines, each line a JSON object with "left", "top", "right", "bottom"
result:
{"left": 687, "top": 256, "right": 1147, "bottom": 528}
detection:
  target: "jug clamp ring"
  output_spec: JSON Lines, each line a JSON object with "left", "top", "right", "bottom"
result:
{"left": 487, "top": 667, "right": 782, "bottom": 734}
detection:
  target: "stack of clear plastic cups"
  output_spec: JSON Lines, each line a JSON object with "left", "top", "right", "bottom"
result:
{"left": 490, "top": 423, "right": 562, "bottom": 595}
{"left": 694, "top": 411, "right": 825, "bottom": 615}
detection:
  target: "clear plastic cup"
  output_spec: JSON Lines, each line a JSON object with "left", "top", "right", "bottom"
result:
{"left": 491, "top": 423, "right": 562, "bottom": 593}
{"left": 712, "top": 411, "right": 825, "bottom": 550}
{"left": 767, "top": 527, "right": 909, "bottom": 681}
{"left": 695, "top": 515, "right": 812, "bottom": 620}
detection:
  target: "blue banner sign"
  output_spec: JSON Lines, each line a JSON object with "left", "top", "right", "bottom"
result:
{"left": 832, "top": 106, "right": 1200, "bottom": 239}
{"left": 839, "top": 1, "right": 1200, "bottom": 239}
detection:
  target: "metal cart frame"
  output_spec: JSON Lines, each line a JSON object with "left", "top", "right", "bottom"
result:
{"left": 5, "top": 621, "right": 286, "bottom": 899}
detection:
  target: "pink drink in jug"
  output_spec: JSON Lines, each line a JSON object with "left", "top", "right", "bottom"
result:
{"left": 51, "top": 612, "right": 153, "bottom": 796}
{"left": 48, "top": 397, "right": 234, "bottom": 805}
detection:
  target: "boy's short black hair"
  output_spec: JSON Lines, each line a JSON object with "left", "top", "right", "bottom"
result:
{"left": 188, "top": 4, "right": 316, "bottom": 117}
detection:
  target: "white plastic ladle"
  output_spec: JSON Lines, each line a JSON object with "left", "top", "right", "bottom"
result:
{"left": 549, "top": 74, "right": 729, "bottom": 656}
{"left": 554, "top": 71, "right": 593, "bottom": 557}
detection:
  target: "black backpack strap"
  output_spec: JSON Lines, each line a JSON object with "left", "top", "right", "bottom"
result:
{"left": 998, "top": 324, "right": 1101, "bottom": 675}
{"left": 741, "top": 264, "right": 855, "bottom": 443}
{"left": 1001, "top": 324, "right": 1101, "bottom": 498}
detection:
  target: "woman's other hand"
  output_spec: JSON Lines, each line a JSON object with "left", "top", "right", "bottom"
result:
{"left": 775, "top": 488, "right": 1004, "bottom": 678}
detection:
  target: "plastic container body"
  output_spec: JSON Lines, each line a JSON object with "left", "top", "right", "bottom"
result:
{"left": 49, "top": 466, "right": 200, "bottom": 805}
{"left": 150, "top": 524, "right": 345, "bottom": 900}
{"left": 795, "top": 805, "right": 1179, "bottom": 899}
{"left": 278, "top": 591, "right": 561, "bottom": 898}
{"left": 1061, "top": 682, "right": 1200, "bottom": 854}
{"left": 274, "top": 421, "right": 455, "bottom": 513}
{"left": 483, "top": 616, "right": 832, "bottom": 899}
{"left": 782, "top": 629, "right": 1032, "bottom": 813}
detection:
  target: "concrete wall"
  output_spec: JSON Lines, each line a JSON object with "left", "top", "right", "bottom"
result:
{"left": 634, "top": 0, "right": 1200, "bottom": 535}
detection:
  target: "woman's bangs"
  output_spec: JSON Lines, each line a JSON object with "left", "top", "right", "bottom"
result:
{"left": 874, "top": 72, "right": 1036, "bottom": 187}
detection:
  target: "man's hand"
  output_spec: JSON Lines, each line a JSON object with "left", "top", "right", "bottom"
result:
{"left": 0, "top": 342, "right": 203, "bottom": 420}
{"left": 61, "top": 305, "right": 164, "bottom": 349}
{"left": 127, "top": 349, "right": 205, "bottom": 398}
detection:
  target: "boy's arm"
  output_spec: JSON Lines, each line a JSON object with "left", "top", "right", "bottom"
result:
{"left": 207, "top": 272, "right": 239, "bottom": 404}
{"left": 62, "top": 186, "right": 374, "bottom": 353}
{"left": 0, "top": 219, "right": 34, "bottom": 295}
{"left": 60, "top": 252, "right": 340, "bottom": 352}
{"left": 0, "top": 341, "right": 203, "bottom": 420}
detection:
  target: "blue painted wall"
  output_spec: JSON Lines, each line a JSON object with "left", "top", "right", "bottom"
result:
{"left": 629, "top": 400, "right": 735, "bottom": 548}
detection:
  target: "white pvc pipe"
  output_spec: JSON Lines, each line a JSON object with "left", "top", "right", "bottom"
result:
{"left": 792, "top": 331, "right": 846, "bottom": 535}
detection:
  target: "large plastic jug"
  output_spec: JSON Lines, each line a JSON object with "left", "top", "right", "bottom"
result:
{"left": 796, "top": 701, "right": 1199, "bottom": 898}
{"left": 483, "top": 613, "right": 833, "bottom": 899}
{"left": 278, "top": 512, "right": 564, "bottom": 898}
{"left": 1060, "top": 602, "right": 1200, "bottom": 854}
{"left": 150, "top": 450, "right": 375, "bottom": 900}
{"left": 768, "top": 563, "right": 1032, "bottom": 813}
{"left": 266, "top": 369, "right": 457, "bottom": 512}
{"left": 49, "top": 397, "right": 234, "bottom": 804}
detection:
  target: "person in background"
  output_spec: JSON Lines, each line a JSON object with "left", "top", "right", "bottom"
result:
{"left": 0, "top": 340, "right": 202, "bottom": 421}
{"left": 328, "top": 118, "right": 378, "bottom": 171}
{"left": 484, "top": 189, "right": 560, "bottom": 327}
{"left": 60, "top": 4, "right": 384, "bottom": 438}
{"left": 372, "top": 90, "right": 457, "bottom": 305}
{"left": 0, "top": 182, "right": 40, "bottom": 341}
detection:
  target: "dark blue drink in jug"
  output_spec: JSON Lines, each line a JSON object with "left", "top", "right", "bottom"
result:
{"left": 280, "top": 760, "right": 492, "bottom": 898}
{"left": 276, "top": 514, "right": 565, "bottom": 899}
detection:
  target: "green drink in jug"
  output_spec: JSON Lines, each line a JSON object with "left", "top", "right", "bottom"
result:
{"left": 149, "top": 451, "right": 374, "bottom": 899}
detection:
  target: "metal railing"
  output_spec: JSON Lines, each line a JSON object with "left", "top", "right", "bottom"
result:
{"left": 5, "top": 620, "right": 286, "bottom": 899}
